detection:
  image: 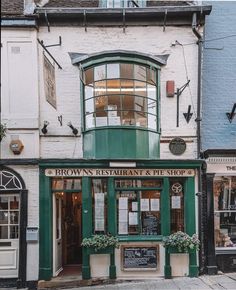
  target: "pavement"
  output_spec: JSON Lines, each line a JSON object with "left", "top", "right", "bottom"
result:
{"left": 1, "top": 273, "right": 236, "bottom": 290}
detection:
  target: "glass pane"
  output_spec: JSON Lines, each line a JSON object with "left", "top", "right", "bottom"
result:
{"left": 148, "top": 114, "right": 156, "bottom": 130}
{"left": 134, "top": 81, "right": 146, "bottom": 97}
{"left": 121, "top": 80, "right": 134, "bottom": 94}
{"left": 170, "top": 179, "right": 184, "bottom": 233}
{"left": 147, "top": 84, "right": 156, "bottom": 100}
{"left": 85, "top": 68, "right": 94, "bottom": 85}
{"left": 85, "top": 85, "right": 94, "bottom": 99}
{"left": 52, "top": 178, "right": 82, "bottom": 190}
{"left": 0, "top": 196, "right": 8, "bottom": 210}
{"left": 134, "top": 65, "right": 146, "bottom": 82}
{"left": 0, "top": 226, "right": 8, "bottom": 239}
{"left": 94, "top": 81, "right": 106, "bottom": 96}
{"left": 147, "top": 67, "right": 156, "bottom": 85}
{"left": 141, "top": 191, "right": 161, "bottom": 235}
{"left": 86, "top": 114, "right": 95, "bottom": 129}
{"left": 107, "top": 96, "right": 121, "bottom": 125}
{"left": 122, "top": 95, "right": 134, "bottom": 111}
{"left": 107, "top": 79, "right": 120, "bottom": 94}
{"left": 85, "top": 98, "right": 94, "bottom": 114}
{"left": 0, "top": 212, "right": 8, "bottom": 224}
{"left": 52, "top": 179, "right": 64, "bottom": 190}
{"left": 122, "top": 110, "right": 135, "bottom": 125}
{"left": 115, "top": 179, "right": 141, "bottom": 188}
{"left": 148, "top": 99, "right": 156, "bottom": 115}
{"left": 10, "top": 196, "right": 19, "bottom": 210}
{"left": 95, "top": 96, "right": 107, "bottom": 112}
{"left": 117, "top": 191, "right": 139, "bottom": 235}
{"left": 94, "top": 65, "right": 106, "bottom": 81}
{"left": 107, "top": 95, "right": 121, "bottom": 110}
{"left": 214, "top": 177, "right": 236, "bottom": 211}
{"left": 107, "top": 63, "right": 120, "bottom": 79}
{"left": 215, "top": 212, "right": 236, "bottom": 247}
{"left": 10, "top": 211, "right": 19, "bottom": 224}
{"left": 141, "top": 180, "right": 162, "bottom": 187}
{"left": 92, "top": 179, "right": 107, "bottom": 234}
{"left": 10, "top": 226, "right": 18, "bottom": 239}
{"left": 120, "top": 63, "right": 133, "bottom": 79}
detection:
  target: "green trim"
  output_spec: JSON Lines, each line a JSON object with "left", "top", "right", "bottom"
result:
{"left": 118, "top": 235, "right": 163, "bottom": 242}
{"left": 184, "top": 177, "right": 196, "bottom": 235}
{"left": 39, "top": 171, "right": 52, "bottom": 281}
{"left": 108, "top": 178, "right": 116, "bottom": 235}
{"left": 162, "top": 178, "right": 170, "bottom": 236}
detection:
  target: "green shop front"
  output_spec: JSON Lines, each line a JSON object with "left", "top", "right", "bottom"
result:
{"left": 39, "top": 51, "right": 201, "bottom": 280}
{"left": 39, "top": 161, "right": 201, "bottom": 280}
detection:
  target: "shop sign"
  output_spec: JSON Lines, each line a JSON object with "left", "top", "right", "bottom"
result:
{"left": 207, "top": 163, "right": 236, "bottom": 174}
{"left": 45, "top": 168, "right": 195, "bottom": 177}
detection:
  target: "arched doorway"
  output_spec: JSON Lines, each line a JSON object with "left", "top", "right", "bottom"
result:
{"left": 0, "top": 166, "right": 27, "bottom": 288}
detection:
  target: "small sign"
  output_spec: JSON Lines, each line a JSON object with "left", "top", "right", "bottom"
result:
{"left": 169, "top": 138, "right": 186, "bottom": 155}
{"left": 171, "top": 196, "right": 181, "bottom": 209}
{"left": 122, "top": 246, "right": 158, "bottom": 270}
{"left": 43, "top": 54, "right": 57, "bottom": 109}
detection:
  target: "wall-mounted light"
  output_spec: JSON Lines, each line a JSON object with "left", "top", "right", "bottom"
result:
{"left": 41, "top": 121, "right": 49, "bottom": 134}
{"left": 67, "top": 122, "right": 78, "bottom": 135}
{"left": 226, "top": 103, "right": 236, "bottom": 123}
{"left": 9, "top": 135, "right": 24, "bottom": 155}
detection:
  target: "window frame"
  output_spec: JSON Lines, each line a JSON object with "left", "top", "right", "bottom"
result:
{"left": 81, "top": 57, "right": 160, "bottom": 133}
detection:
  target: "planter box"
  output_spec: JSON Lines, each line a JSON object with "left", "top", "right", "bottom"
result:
{"left": 85, "top": 246, "right": 114, "bottom": 255}
{"left": 167, "top": 247, "right": 195, "bottom": 254}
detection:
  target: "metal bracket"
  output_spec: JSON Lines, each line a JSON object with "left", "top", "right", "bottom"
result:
{"left": 44, "top": 11, "right": 50, "bottom": 32}
{"left": 183, "top": 105, "right": 193, "bottom": 123}
{"left": 84, "top": 9, "right": 87, "bottom": 32}
{"left": 37, "top": 38, "right": 62, "bottom": 69}
{"left": 226, "top": 103, "right": 236, "bottom": 123}
{"left": 42, "top": 36, "right": 62, "bottom": 48}
{"left": 58, "top": 115, "right": 63, "bottom": 126}
{"left": 163, "top": 9, "right": 167, "bottom": 32}
{"left": 123, "top": 9, "right": 126, "bottom": 33}
{"left": 175, "top": 80, "right": 190, "bottom": 127}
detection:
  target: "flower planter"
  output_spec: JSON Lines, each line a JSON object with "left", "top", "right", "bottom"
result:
{"left": 167, "top": 247, "right": 195, "bottom": 254}
{"left": 85, "top": 246, "right": 114, "bottom": 255}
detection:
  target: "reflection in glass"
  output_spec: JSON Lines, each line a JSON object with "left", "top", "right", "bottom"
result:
{"left": 85, "top": 98, "right": 94, "bottom": 114}
{"left": 85, "top": 85, "right": 93, "bottom": 99}
{"left": 10, "top": 226, "right": 19, "bottom": 239}
{"left": 107, "top": 63, "right": 120, "bottom": 79}
{"left": 147, "top": 84, "right": 156, "bottom": 100}
{"left": 10, "top": 211, "right": 19, "bottom": 224}
{"left": 134, "top": 65, "right": 146, "bottom": 82}
{"left": 120, "top": 63, "right": 133, "bottom": 79}
{"left": 94, "top": 65, "right": 106, "bottom": 81}
{"left": 0, "top": 211, "right": 8, "bottom": 224}
{"left": 0, "top": 197, "right": 8, "bottom": 210}
{"left": 0, "top": 226, "right": 8, "bottom": 239}
{"left": 85, "top": 68, "right": 94, "bottom": 85}
{"left": 107, "top": 79, "right": 121, "bottom": 94}
{"left": 214, "top": 177, "right": 236, "bottom": 247}
{"left": 148, "top": 114, "right": 156, "bottom": 130}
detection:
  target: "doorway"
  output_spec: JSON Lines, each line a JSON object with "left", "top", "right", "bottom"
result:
{"left": 53, "top": 192, "right": 82, "bottom": 276}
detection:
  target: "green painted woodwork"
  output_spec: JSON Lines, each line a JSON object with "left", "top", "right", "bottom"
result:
{"left": 184, "top": 177, "right": 196, "bottom": 235}
{"left": 118, "top": 236, "right": 163, "bottom": 242}
{"left": 108, "top": 178, "right": 116, "bottom": 235}
{"left": 83, "top": 128, "right": 160, "bottom": 159}
{"left": 39, "top": 171, "right": 52, "bottom": 281}
{"left": 162, "top": 178, "right": 170, "bottom": 236}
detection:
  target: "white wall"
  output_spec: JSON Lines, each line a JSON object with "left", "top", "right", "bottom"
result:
{"left": 1, "top": 28, "right": 39, "bottom": 159}
{"left": 38, "top": 25, "right": 199, "bottom": 159}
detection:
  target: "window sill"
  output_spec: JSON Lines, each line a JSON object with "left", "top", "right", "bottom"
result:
{"left": 118, "top": 235, "right": 163, "bottom": 242}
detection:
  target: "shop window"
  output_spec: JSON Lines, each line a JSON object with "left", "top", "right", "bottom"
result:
{"left": 170, "top": 179, "right": 184, "bottom": 233}
{"left": 214, "top": 177, "right": 236, "bottom": 248}
{"left": 0, "top": 195, "right": 20, "bottom": 239}
{"left": 52, "top": 178, "right": 82, "bottom": 190}
{"left": 92, "top": 179, "right": 108, "bottom": 234}
{"left": 84, "top": 62, "right": 158, "bottom": 130}
{"left": 116, "top": 179, "right": 161, "bottom": 235}
{"left": 100, "top": 0, "right": 146, "bottom": 8}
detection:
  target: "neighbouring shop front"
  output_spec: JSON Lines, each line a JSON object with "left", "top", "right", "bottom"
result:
{"left": 39, "top": 160, "right": 201, "bottom": 281}
{"left": 204, "top": 151, "right": 236, "bottom": 274}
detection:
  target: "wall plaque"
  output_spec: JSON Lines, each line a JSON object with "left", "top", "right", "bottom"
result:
{"left": 169, "top": 138, "right": 186, "bottom": 155}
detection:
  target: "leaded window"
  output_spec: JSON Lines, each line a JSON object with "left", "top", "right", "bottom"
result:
{"left": 84, "top": 62, "right": 158, "bottom": 130}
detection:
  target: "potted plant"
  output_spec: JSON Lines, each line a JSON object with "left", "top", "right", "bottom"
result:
{"left": 163, "top": 231, "right": 200, "bottom": 253}
{"left": 81, "top": 234, "right": 119, "bottom": 254}
{"left": 0, "top": 123, "right": 7, "bottom": 142}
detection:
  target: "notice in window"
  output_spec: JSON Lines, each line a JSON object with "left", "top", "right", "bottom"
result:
{"left": 129, "top": 212, "right": 138, "bottom": 225}
{"left": 119, "top": 222, "right": 128, "bottom": 235}
{"left": 132, "top": 202, "right": 138, "bottom": 212}
{"left": 171, "top": 196, "right": 181, "bottom": 209}
{"left": 141, "top": 199, "right": 149, "bottom": 211}
{"left": 151, "top": 199, "right": 160, "bottom": 211}
{"left": 95, "top": 193, "right": 105, "bottom": 231}
{"left": 119, "top": 197, "right": 128, "bottom": 210}
{"left": 119, "top": 209, "right": 128, "bottom": 222}
{"left": 95, "top": 219, "right": 104, "bottom": 231}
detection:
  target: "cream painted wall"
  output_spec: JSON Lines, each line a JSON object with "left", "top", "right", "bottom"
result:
{"left": 38, "top": 25, "right": 199, "bottom": 159}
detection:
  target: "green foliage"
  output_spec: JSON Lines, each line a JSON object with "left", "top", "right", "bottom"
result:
{"left": 81, "top": 234, "right": 119, "bottom": 252}
{"left": 0, "top": 123, "right": 7, "bottom": 141}
{"left": 163, "top": 231, "right": 200, "bottom": 252}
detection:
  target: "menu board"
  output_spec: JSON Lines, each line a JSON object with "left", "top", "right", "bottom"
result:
{"left": 123, "top": 247, "right": 158, "bottom": 269}
{"left": 142, "top": 213, "right": 159, "bottom": 235}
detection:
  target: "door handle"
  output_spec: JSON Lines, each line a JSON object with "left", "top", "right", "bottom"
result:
{"left": 58, "top": 242, "right": 61, "bottom": 245}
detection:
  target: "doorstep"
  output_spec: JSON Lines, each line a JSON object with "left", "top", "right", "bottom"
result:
{"left": 37, "top": 277, "right": 117, "bottom": 289}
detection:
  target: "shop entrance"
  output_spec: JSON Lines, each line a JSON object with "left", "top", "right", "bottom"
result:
{"left": 53, "top": 192, "right": 82, "bottom": 276}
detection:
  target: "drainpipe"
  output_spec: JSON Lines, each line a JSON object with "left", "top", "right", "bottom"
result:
{"left": 192, "top": 12, "right": 204, "bottom": 274}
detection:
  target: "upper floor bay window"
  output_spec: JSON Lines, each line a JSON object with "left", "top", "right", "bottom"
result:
{"left": 84, "top": 62, "right": 158, "bottom": 131}
{"left": 100, "top": 0, "right": 146, "bottom": 8}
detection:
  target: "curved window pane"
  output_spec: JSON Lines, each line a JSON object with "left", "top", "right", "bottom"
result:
{"left": 107, "top": 63, "right": 120, "bottom": 79}
{"left": 85, "top": 85, "right": 93, "bottom": 99}
{"left": 94, "top": 65, "right": 106, "bottom": 81}
{"left": 84, "top": 62, "right": 158, "bottom": 130}
{"left": 85, "top": 98, "right": 94, "bottom": 114}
